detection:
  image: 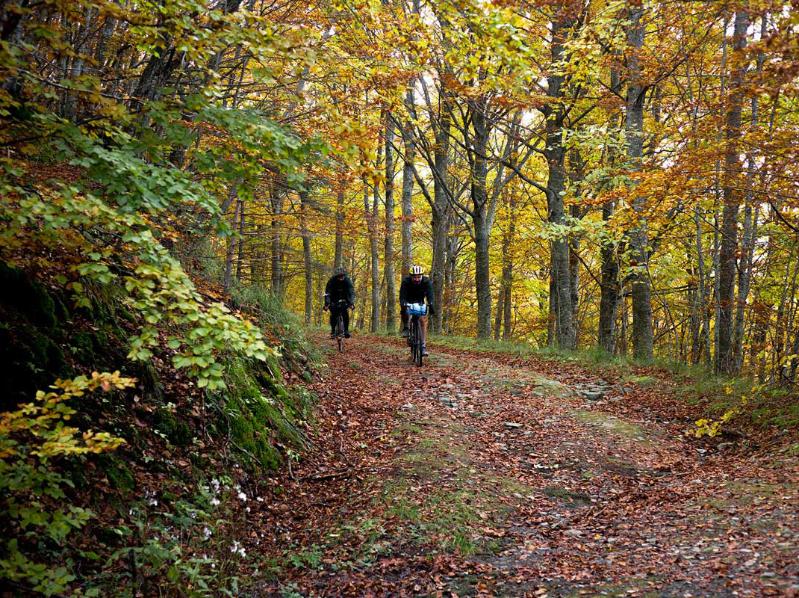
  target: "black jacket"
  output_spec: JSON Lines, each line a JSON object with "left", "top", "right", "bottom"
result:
{"left": 325, "top": 275, "right": 355, "bottom": 306}
{"left": 399, "top": 275, "right": 434, "bottom": 309}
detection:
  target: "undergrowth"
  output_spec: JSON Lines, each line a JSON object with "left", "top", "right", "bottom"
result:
{"left": 0, "top": 266, "right": 320, "bottom": 595}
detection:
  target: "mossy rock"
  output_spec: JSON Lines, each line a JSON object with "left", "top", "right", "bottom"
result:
{"left": 135, "top": 361, "right": 164, "bottom": 402}
{"left": 0, "top": 263, "right": 59, "bottom": 330}
{"left": 154, "top": 408, "right": 193, "bottom": 447}
{"left": 0, "top": 264, "right": 131, "bottom": 408}
{"left": 210, "top": 356, "right": 312, "bottom": 472}
{"left": 99, "top": 454, "right": 137, "bottom": 493}
{"left": 70, "top": 330, "right": 97, "bottom": 362}
{"left": 0, "top": 315, "right": 68, "bottom": 410}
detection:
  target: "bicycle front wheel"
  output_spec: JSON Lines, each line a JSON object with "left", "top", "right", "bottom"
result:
{"left": 413, "top": 318, "right": 423, "bottom": 367}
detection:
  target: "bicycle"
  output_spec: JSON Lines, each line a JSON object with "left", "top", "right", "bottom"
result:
{"left": 331, "top": 299, "right": 349, "bottom": 353}
{"left": 405, "top": 302, "right": 427, "bottom": 367}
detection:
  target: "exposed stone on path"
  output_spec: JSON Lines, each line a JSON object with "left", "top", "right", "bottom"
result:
{"left": 438, "top": 394, "right": 458, "bottom": 408}
{"left": 573, "top": 380, "right": 615, "bottom": 401}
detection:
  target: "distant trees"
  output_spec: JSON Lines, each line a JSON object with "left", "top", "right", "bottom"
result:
{"left": 6, "top": 0, "right": 799, "bottom": 380}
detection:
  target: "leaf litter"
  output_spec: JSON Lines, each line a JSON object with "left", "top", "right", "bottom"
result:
{"left": 249, "top": 336, "right": 799, "bottom": 596}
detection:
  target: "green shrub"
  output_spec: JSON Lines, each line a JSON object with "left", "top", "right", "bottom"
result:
{"left": 230, "top": 284, "right": 321, "bottom": 373}
{"left": 0, "top": 372, "right": 133, "bottom": 596}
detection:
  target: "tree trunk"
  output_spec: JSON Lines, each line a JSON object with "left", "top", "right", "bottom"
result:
{"left": 300, "top": 189, "right": 313, "bottom": 324}
{"left": 334, "top": 187, "right": 344, "bottom": 270}
{"left": 733, "top": 186, "right": 757, "bottom": 371}
{"left": 598, "top": 199, "right": 620, "bottom": 353}
{"left": 625, "top": 4, "right": 653, "bottom": 360}
{"left": 401, "top": 89, "right": 415, "bottom": 276}
{"left": 502, "top": 272, "right": 513, "bottom": 340}
{"left": 502, "top": 196, "right": 515, "bottom": 341}
{"left": 544, "top": 13, "right": 575, "bottom": 350}
{"left": 547, "top": 266, "right": 557, "bottom": 347}
{"left": 496, "top": 231, "right": 514, "bottom": 341}
{"left": 693, "top": 207, "right": 712, "bottom": 365}
{"left": 365, "top": 175, "right": 381, "bottom": 333}
{"left": 315, "top": 268, "right": 325, "bottom": 326}
{"left": 443, "top": 232, "right": 458, "bottom": 333}
{"left": 384, "top": 115, "right": 397, "bottom": 331}
{"left": 569, "top": 203, "right": 580, "bottom": 344}
{"left": 430, "top": 103, "right": 451, "bottom": 333}
{"left": 223, "top": 198, "right": 240, "bottom": 292}
{"left": 471, "top": 99, "right": 492, "bottom": 339}
{"left": 235, "top": 199, "right": 245, "bottom": 283}
{"left": 598, "top": 64, "right": 622, "bottom": 354}
{"left": 733, "top": 13, "right": 765, "bottom": 372}
{"left": 270, "top": 189, "right": 283, "bottom": 297}
{"left": 619, "top": 288, "right": 629, "bottom": 357}
{"left": 494, "top": 286, "right": 505, "bottom": 341}
{"left": 133, "top": 0, "right": 242, "bottom": 103}
{"left": 716, "top": 8, "right": 748, "bottom": 374}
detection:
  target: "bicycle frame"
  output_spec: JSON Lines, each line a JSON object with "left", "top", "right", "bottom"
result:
{"left": 408, "top": 314, "right": 424, "bottom": 366}
{"left": 331, "top": 300, "right": 348, "bottom": 353}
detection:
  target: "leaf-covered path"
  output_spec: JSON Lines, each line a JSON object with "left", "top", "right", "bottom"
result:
{"left": 253, "top": 336, "right": 798, "bottom": 597}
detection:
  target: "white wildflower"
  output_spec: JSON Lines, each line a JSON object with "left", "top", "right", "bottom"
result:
{"left": 230, "top": 541, "right": 246, "bottom": 558}
{"left": 210, "top": 497, "right": 220, "bottom": 507}
{"left": 237, "top": 491, "right": 247, "bottom": 502}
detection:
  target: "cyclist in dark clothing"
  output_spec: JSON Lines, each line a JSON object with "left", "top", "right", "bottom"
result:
{"left": 324, "top": 267, "right": 355, "bottom": 338}
{"left": 399, "top": 265, "right": 434, "bottom": 355}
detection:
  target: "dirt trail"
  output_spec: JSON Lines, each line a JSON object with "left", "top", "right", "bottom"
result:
{"left": 252, "top": 336, "right": 799, "bottom": 597}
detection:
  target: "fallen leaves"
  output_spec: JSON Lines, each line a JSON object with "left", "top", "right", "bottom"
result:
{"left": 248, "top": 335, "right": 799, "bottom": 596}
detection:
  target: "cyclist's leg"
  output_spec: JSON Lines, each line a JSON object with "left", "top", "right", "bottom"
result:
{"left": 329, "top": 307, "right": 337, "bottom": 337}
{"left": 420, "top": 315, "right": 429, "bottom": 355}
{"left": 400, "top": 305, "right": 409, "bottom": 336}
{"left": 342, "top": 306, "right": 351, "bottom": 337}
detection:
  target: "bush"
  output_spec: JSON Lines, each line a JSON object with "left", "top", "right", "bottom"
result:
{"left": 229, "top": 284, "right": 320, "bottom": 374}
{"left": 0, "top": 372, "right": 134, "bottom": 596}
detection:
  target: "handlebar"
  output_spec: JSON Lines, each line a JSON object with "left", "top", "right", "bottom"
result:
{"left": 326, "top": 299, "right": 353, "bottom": 310}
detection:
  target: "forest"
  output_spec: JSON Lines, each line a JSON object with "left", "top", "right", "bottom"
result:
{"left": 1, "top": 0, "right": 798, "bottom": 595}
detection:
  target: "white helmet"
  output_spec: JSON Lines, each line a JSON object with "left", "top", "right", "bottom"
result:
{"left": 410, "top": 265, "right": 424, "bottom": 275}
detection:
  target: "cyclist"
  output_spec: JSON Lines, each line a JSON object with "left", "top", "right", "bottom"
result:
{"left": 323, "top": 267, "right": 355, "bottom": 339}
{"left": 399, "top": 265, "right": 434, "bottom": 356}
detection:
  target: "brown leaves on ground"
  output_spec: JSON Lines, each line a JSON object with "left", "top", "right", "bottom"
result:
{"left": 248, "top": 336, "right": 799, "bottom": 597}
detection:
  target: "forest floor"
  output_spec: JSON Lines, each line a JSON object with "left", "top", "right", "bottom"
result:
{"left": 250, "top": 334, "right": 799, "bottom": 597}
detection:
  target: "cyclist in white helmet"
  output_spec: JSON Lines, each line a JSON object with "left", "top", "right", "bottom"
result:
{"left": 399, "top": 264, "right": 434, "bottom": 356}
